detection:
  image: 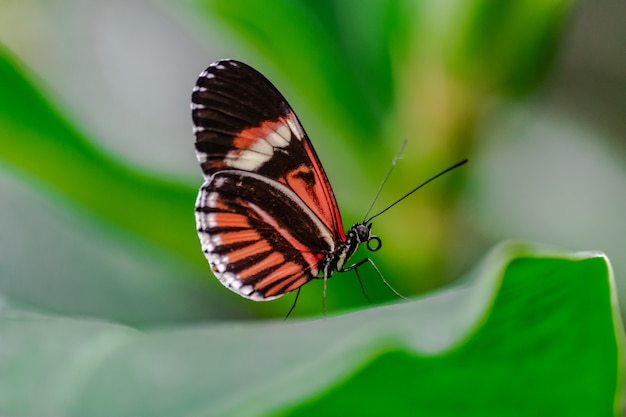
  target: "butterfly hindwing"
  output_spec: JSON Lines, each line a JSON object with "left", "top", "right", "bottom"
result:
{"left": 195, "top": 171, "right": 334, "bottom": 299}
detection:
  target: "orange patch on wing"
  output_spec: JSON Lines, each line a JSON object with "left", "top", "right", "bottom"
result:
{"left": 283, "top": 276, "right": 309, "bottom": 293}
{"left": 239, "top": 251, "right": 285, "bottom": 280}
{"left": 302, "top": 132, "right": 346, "bottom": 241}
{"left": 218, "top": 229, "right": 261, "bottom": 245}
{"left": 233, "top": 120, "right": 286, "bottom": 151}
{"left": 225, "top": 240, "right": 272, "bottom": 264}
{"left": 213, "top": 212, "right": 250, "bottom": 228}
{"left": 283, "top": 163, "right": 327, "bottom": 233}
{"left": 263, "top": 269, "right": 308, "bottom": 297}
{"left": 254, "top": 262, "right": 304, "bottom": 291}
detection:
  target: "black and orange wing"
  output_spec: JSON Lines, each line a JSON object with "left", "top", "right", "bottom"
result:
{"left": 191, "top": 60, "right": 344, "bottom": 299}
{"left": 192, "top": 60, "right": 344, "bottom": 239}
{"left": 195, "top": 170, "right": 335, "bottom": 299}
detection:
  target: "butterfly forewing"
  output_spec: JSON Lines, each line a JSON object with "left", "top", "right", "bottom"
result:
{"left": 192, "top": 60, "right": 344, "bottom": 238}
{"left": 192, "top": 60, "right": 346, "bottom": 299}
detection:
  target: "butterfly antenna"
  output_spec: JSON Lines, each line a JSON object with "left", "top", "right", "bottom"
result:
{"left": 362, "top": 139, "right": 407, "bottom": 222}
{"left": 364, "top": 159, "right": 468, "bottom": 224}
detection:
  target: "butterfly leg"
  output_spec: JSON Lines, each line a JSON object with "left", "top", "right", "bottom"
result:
{"left": 283, "top": 287, "right": 301, "bottom": 321}
{"left": 322, "top": 273, "right": 328, "bottom": 318}
{"left": 352, "top": 267, "right": 372, "bottom": 304}
{"left": 342, "top": 258, "right": 410, "bottom": 301}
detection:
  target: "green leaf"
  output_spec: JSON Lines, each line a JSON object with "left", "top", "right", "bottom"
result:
{"left": 0, "top": 43, "right": 199, "bottom": 266}
{"left": 447, "top": 0, "right": 574, "bottom": 95}
{"left": 0, "top": 241, "right": 621, "bottom": 416}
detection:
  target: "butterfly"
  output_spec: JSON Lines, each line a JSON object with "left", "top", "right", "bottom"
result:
{"left": 191, "top": 59, "right": 466, "bottom": 315}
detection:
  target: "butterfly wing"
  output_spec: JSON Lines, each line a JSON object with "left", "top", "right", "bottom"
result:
{"left": 192, "top": 60, "right": 345, "bottom": 239}
{"left": 196, "top": 170, "right": 335, "bottom": 300}
{"left": 191, "top": 60, "right": 345, "bottom": 299}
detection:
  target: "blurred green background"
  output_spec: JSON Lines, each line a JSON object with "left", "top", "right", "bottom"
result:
{"left": 0, "top": 0, "right": 624, "bottom": 323}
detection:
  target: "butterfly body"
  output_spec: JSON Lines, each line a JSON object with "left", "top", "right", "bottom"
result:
{"left": 192, "top": 59, "right": 378, "bottom": 302}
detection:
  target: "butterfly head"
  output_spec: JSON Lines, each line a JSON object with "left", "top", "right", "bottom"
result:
{"left": 329, "top": 223, "right": 381, "bottom": 276}
{"left": 353, "top": 222, "right": 382, "bottom": 252}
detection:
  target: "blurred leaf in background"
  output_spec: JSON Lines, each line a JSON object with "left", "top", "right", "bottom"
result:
{"left": 2, "top": 0, "right": 613, "bottom": 320}
{"left": 1, "top": 0, "right": 625, "bottom": 415}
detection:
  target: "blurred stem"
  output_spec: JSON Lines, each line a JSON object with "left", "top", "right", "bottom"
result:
{"left": 384, "top": 50, "right": 478, "bottom": 291}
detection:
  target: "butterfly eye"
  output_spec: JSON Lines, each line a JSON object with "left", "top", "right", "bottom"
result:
{"left": 354, "top": 223, "right": 371, "bottom": 242}
{"left": 366, "top": 235, "right": 382, "bottom": 252}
